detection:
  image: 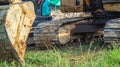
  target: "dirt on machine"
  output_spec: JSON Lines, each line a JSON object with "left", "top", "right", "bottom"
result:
{"left": 33, "top": 0, "right": 120, "bottom": 48}
{"left": 0, "top": 0, "right": 35, "bottom": 64}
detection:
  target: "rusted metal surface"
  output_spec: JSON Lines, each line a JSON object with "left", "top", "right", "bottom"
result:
{"left": 0, "top": 1, "right": 35, "bottom": 64}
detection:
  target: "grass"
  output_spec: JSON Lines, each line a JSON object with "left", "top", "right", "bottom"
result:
{"left": 0, "top": 43, "right": 120, "bottom": 67}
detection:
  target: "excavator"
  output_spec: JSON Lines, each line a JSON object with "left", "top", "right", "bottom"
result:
{"left": 0, "top": 0, "right": 119, "bottom": 64}
{"left": 34, "top": 0, "right": 120, "bottom": 47}
{"left": 0, "top": 0, "right": 35, "bottom": 64}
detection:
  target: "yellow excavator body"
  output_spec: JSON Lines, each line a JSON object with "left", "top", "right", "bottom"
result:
{"left": 60, "top": 0, "right": 120, "bottom": 45}
{"left": 61, "top": 0, "right": 120, "bottom": 12}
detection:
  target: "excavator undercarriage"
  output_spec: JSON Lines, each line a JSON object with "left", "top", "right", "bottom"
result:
{"left": 33, "top": 0, "right": 120, "bottom": 48}
{"left": 34, "top": 12, "right": 120, "bottom": 46}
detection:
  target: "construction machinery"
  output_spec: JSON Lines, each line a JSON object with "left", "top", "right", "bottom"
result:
{"left": 0, "top": 0, "right": 35, "bottom": 64}
{"left": 34, "top": 0, "right": 120, "bottom": 47}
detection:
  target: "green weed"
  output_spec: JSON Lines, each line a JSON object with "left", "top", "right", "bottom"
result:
{"left": 0, "top": 43, "right": 119, "bottom": 67}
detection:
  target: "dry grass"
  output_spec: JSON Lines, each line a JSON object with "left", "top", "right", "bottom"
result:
{"left": 0, "top": 42, "right": 120, "bottom": 67}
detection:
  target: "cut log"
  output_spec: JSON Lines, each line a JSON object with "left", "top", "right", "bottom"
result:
{"left": 0, "top": 1, "right": 35, "bottom": 64}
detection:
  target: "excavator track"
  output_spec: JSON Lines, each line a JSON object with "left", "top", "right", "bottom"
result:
{"left": 33, "top": 17, "right": 83, "bottom": 47}
{"left": 33, "top": 11, "right": 120, "bottom": 48}
{"left": 104, "top": 18, "right": 120, "bottom": 44}
{"left": 33, "top": 17, "right": 104, "bottom": 47}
